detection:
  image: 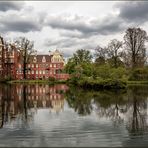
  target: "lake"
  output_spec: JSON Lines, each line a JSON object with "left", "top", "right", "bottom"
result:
{"left": 0, "top": 84, "right": 148, "bottom": 147}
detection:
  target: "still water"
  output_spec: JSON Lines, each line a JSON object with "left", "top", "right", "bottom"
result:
{"left": 0, "top": 84, "right": 148, "bottom": 147}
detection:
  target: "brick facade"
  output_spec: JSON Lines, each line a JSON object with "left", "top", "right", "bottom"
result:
{"left": 0, "top": 36, "right": 70, "bottom": 80}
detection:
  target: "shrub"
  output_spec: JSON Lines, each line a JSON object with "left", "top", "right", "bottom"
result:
{"left": 128, "top": 68, "right": 148, "bottom": 81}
{"left": 48, "top": 77, "right": 56, "bottom": 82}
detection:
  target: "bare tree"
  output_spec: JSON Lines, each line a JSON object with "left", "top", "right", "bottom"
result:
{"left": 124, "top": 27, "right": 148, "bottom": 69}
{"left": 106, "top": 39, "right": 123, "bottom": 68}
{"left": 15, "top": 37, "right": 36, "bottom": 79}
{"left": 95, "top": 45, "right": 107, "bottom": 65}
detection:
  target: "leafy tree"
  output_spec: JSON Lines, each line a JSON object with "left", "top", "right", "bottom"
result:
{"left": 65, "top": 49, "right": 92, "bottom": 77}
{"left": 73, "top": 49, "right": 92, "bottom": 65}
{"left": 64, "top": 58, "right": 76, "bottom": 74}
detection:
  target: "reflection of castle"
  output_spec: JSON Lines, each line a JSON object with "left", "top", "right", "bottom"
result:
{"left": 0, "top": 84, "right": 69, "bottom": 127}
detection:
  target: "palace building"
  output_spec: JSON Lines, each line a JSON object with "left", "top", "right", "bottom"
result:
{"left": 0, "top": 36, "right": 69, "bottom": 80}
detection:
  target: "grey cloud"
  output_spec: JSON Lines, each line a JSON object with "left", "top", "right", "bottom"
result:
{"left": 116, "top": 1, "right": 148, "bottom": 23}
{"left": 45, "top": 14, "right": 125, "bottom": 39}
{"left": 0, "top": 14, "right": 43, "bottom": 33}
{"left": 45, "top": 37, "right": 97, "bottom": 59}
{"left": 45, "top": 15, "right": 97, "bottom": 34}
{"left": 60, "top": 30, "right": 84, "bottom": 39}
{"left": 61, "top": 49, "right": 73, "bottom": 59}
{"left": 97, "top": 18, "right": 124, "bottom": 35}
{"left": 45, "top": 38, "right": 79, "bottom": 48}
{"left": 0, "top": 2, "right": 25, "bottom": 12}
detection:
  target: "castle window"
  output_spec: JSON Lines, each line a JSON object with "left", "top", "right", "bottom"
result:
{"left": 42, "top": 56, "right": 46, "bottom": 63}
{"left": 43, "top": 70, "right": 45, "bottom": 75}
{"left": 33, "top": 57, "right": 37, "bottom": 63}
{"left": 36, "top": 64, "right": 38, "bottom": 68}
{"left": 43, "top": 64, "right": 46, "bottom": 68}
{"left": 46, "top": 70, "right": 48, "bottom": 74}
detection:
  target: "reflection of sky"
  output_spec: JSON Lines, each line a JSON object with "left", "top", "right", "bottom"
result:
{"left": 1, "top": 100, "right": 147, "bottom": 147}
{"left": 0, "top": 83, "right": 148, "bottom": 147}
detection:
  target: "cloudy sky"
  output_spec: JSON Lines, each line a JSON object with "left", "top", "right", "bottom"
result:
{"left": 0, "top": 1, "right": 148, "bottom": 59}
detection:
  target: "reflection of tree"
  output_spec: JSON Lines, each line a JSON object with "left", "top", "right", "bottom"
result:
{"left": 0, "top": 93, "right": 4, "bottom": 128}
{"left": 0, "top": 84, "right": 32, "bottom": 127}
{"left": 23, "top": 85, "right": 28, "bottom": 121}
{"left": 66, "top": 87, "right": 93, "bottom": 115}
{"left": 21, "top": 84, "right": 36, "bottom": 124}
{"left": 93, "top": 89, "right": 128, "bottom": 126}
{"left": 126, "top": 86, "right": 148, "bottom": 135}
{"left": 0, "top": 84, "right": 15, "bottom": 128}
{"left": 66, "top": 85, "right": 148, "bottom": 136}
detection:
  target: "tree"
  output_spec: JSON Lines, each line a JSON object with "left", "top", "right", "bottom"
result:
{"left": 73, "top": 49, "right": 92, "bottom": 65}
{"left": 65, "top": 49, "right": 92, "bottom": 76}
{"left": 123, "top": 27, "right": 148, "bottom": 69}
{"left": 95, "top": 45, "right": 107, "bottom": 65}
{"left": 64, "top": 58, "right": 76, "bottom": 74}
{"left": 106, "top": 39, "right": 123, "bottom": 68}
{"left": 14, "top": 37, "right": 36, "bottom": 79}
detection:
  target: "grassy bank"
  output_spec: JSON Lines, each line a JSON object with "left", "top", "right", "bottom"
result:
{"left": 7, "top": 79, "right": 67, "bottom": 84}
{"left": 2, "top": 78, "right": 148, "bottom": 89}
{"left": 127, "top": 80, "right": 148, "bottom": 85}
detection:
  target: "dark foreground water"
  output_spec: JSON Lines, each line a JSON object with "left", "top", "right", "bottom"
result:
{"left": 0, "top": 84, "right": 148, "bottom": 147}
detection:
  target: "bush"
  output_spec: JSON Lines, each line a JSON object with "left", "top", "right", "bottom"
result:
{"left": 110, "top": 67, "right": 127, "bottom": 80}
{"left": 128, "top": 68, "right": 148, "bottom": 81}
{"left": 76, "top": 77, "right": 126, "bottom": 89}
{"left": 48, "top": 77, "right": 56, "bottom": 82}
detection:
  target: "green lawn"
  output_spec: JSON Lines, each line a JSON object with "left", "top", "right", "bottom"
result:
{"left": 127, "top": 80, "right": 148, "bottom": 85}
{"left": 7, "top": 79, "right": 67, "bottom": 84}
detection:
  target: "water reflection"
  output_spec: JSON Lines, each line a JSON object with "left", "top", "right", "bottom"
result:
{"left": 0, "top": 84, "right": 69, "bottom": 128}
{"left": 0, "top": 84, "right": 148, "bottom": 146}
{"left": 66, "top": 85, "right": 148, "bottom": 136}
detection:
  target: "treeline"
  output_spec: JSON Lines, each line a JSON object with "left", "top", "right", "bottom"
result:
{"left": 64, "top": 27, "right": 148, "bottom": 89}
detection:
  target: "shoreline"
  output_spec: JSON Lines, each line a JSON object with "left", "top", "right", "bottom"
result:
{"left": 4, "top": 79, "right": 67, "bottom": 84}
{"left": 1, "top": 79, "right": 148, "bottom": 87}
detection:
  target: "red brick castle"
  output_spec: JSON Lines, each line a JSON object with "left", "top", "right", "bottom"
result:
{"left": 0, "top": 36, "right": 69, "bottom": 80}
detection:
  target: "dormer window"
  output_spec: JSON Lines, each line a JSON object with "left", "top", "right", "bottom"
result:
{"left": 33, "top": 57, "right": 37, "bottom": 63}
{"left": 42, "top": 56, "right": 46, "bottom": 63}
